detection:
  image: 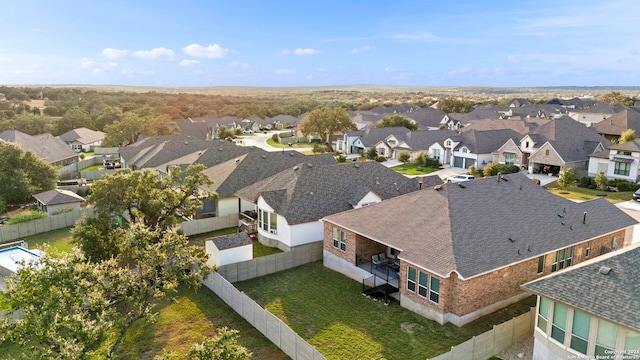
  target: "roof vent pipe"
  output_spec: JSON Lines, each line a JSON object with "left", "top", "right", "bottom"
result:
{"left": 418, "top": 181, "right": 423, "bottom": 190}
{"left": 583, "top": 212, "right": 587, "bottom": 224}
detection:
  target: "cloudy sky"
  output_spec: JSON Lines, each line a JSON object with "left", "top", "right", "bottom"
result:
{"left": 1, "top": 0, "right": 639, "bottom": 87}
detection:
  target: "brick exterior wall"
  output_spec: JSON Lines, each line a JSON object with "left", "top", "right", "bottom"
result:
{"left": 323, "top": 223, "right": 357, "bottom": 263}
{"left": 529, "top": 143, "right": 564, "bottom": 167}
{"left": 494, "top": 140, "right": 525, "bottom": 167}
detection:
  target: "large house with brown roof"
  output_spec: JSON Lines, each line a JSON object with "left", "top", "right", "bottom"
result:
{"left": 592, "top": 107, "right": 640, "bottom": 142}
{"left": 0, "top": 130, "right": 78, "bottom": 166}
{"left": 321, "top": 173, "right": 637, "bottom": 326}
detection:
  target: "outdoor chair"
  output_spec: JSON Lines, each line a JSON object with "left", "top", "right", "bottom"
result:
{"left": 379, "top": 253, "right": 389, "bottom": 264}
{"left": 372, "top": 254, "right": 384, "bottom": 266}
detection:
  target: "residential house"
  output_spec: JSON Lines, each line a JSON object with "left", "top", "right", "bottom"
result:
{"left": 588, "top": 140, "right": 640, "bottom": 182}
{"left": 522, "top": 244, "right": 640, "bottom": 359}
{"left": 32, "top": 189, "right": 85, "bottom": 216}
{"left": 0, "top": 130, "right": 78, "bottom": 166}
{"left": 567, "top": 102, "right": 620, "bottom": 127}
{"left": 58, "top": 127, "right": 105, "bottom": 152}
{"left": 370, "top": 129, "right": 458, "bottom": 162}
{"left": 509, "top": 98, "right": 532, "bottom": 107}
{"left": 322, "top": 173, "right": 637, "bottom": 326}
{"left": 235, "top": 161, "right": 425, "bottom": 251}
{"left": 444, "top": 129, "right": 521, "bottom": 169}
{"left": 493, "top": 118, "right": 610, "bottom": 175}
{"left": 404, "top": 108, "right": 454, "bottom": 130}
{"left": 337, "top": 127, "right": 412, "bottom": 158}
{"left": 592, "top": 107, "right": 640, "bottom": 142}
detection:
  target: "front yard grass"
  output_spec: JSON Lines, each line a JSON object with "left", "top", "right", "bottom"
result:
{"left": 235, "top": 261, "right": 536, "bottom": 360}
{"left": 544, "top": 185, "right": 633, "bottom": 203}
{"left": 391, "top": 163, "right": 439, "bottom": 175}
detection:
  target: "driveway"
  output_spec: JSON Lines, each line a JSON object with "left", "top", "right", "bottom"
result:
{"left": 526, "top": 173, "right": 558, "bottom": 186}
{"left": 237, "top": 131, "right": 311, "bottom": 152}
{"left": 615, "top": 200, "right": 640, "bottom": 244}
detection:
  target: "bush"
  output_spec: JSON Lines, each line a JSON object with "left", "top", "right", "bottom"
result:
{"left": 375, "top": 156, "right": 386, "bottom": 162}
{"left": 415, "top": 152, "right": 427, "bottom": 167}
{"left": 365, "top": 147, "right": 378, "bottom": 160}
{"left": 594, "top": 171, "right": 608, "bottom": 191}
{"left": 271, "top": 133, "right": 279, "bottom": 143}
{"left": 578, "top": 176, "right": 593, "bottom": 188}
{"left": 312, "top": 143, "right": 327, "bottom": 153}
{"left": 336, "top": 155, "right": 347, "bottom": 163}
{"left": 483, "top": 163, "right": 519, "bottom": 177}
{"left": 398, "top": 150, "right": 411, "bottom": 163}
{"left": 52, "top": 207, "right": 73, "bottom": 215}
{"left": 608, "top": 178, "right": 640, "bottom": 192}
{"left": 425, "top": 157, "right": 440, "bottom": 168}
{"left": 6, "top": 210, "right": 47, "bottom": 224}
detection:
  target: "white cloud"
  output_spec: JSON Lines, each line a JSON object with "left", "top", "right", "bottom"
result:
{"left": 81, "top": 58, "right": 118, "bottom": 73}
{"left": 121, "top": 68, "right": 154, "bottom": 77}
{"left": 179, "top": 59, "right": 201, "bottom": 67}
{"left": 351, "top": 45, "right": 373, "bottom": 54}
{"left": 275, "top": 69, "right": 295, "bottom": 75}
{"left": 182, "top": 43, "right": 230, "bottom": 59}
{"left": 293, "top": 48, "right": 321, "bottom": 55}
{"left": 101, "top": 48, "right": 129, "bottom": 59}
{"left": 507, "top": 55, "right": 521, "bottom": 63}
{"left": 390, "top": 32, "right": 436, "bottom": 41}
{"left": 384, "top": 66, "right": 402, "bottom": 73}
{"left": 132, "top": 47, "right": 175, "bottom": 60}
{"left": 229, "top": 61, "right": 250, "bottom": 69}
{"left": 276, "top": 49, "right": 290, "bottom": 56}
{"left": 448, "top": 67, "right": 471, "bottom": 76}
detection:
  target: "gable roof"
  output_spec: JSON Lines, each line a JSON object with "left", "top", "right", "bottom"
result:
{"left": 400, "top": 129, "right": 459, "bottom": 150}
{"left": 357, "top": 127, "right": 415, "bottom": 147}
{"left": 522, "top": 244, "right": 640, "bottom": 332}
{"left": 323, "top": 172, "right": 637, "bottom": 279}
{"left": 592, "top": 107, "right": 640, "bottom": 136}
{"left": 0, "top": 130, "right": 78, "bottom": 164}
{"left": 235, "top": 161, "right": 421, "bottom": 225}
{"left": 458, "top": 129, "right": 522, "bottom": 154}
{"left": 32, "top": 189, "right": 85, "bottom": 206}
{"left": 58, "top": 127, "right": 105, "bottom": 145}
{"left": 529, "top": 117, "right": 610, "bottom": 162}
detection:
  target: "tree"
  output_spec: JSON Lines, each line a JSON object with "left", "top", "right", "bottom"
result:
{"left": 600, "top": 91, "right": 634, "bottom": 106}
{"left": 595, "top": 170, "right": 608, "bottom": 191}
{"left": 0, "top": 141, "right": 57, "bottom": 205}
{"left": 619, "top": 129, "right": 636, "bottom": 144}
{"left": 415, "top": 152, "right": 427, "bottom": 167}
{"left": 437, "top": 98, "right": 475, "bottom": 113}
{"left": 376, "top": 114, "right": 418, "bottom": 131}
{"left": 557, "top": 168, "right": 577, "bottom": 188}
{"left": 146, "top": 114, "right": 181, "bottom": 136}
{"left": 103, "top": 112, "right": 146, "bottom": 146}
{"left": 398, "top": 150, "right": 411, "bottom": 163}
{"left": 187, "top": 328, "right": 252, "bottom": 360}
{"left": 55, "top": 108, "right": 92, "bottom": 135}
{"left": 300, "top": 107, "right": 355, "bottom": 152}
{"left": 365, "top": 146, "right": 378, "bottom": 160}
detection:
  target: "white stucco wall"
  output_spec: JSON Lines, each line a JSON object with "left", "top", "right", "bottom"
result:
{"left": 205, "top": 240, "right": 252, "bottom": 267}
{"left": 218, "top": 197, "right": 256, "bottom": 217}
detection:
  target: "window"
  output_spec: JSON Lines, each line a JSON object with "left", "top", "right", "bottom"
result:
{"left": 545, "top": 149, "right": 550, "bottom": 156}
{"left": 418, "top": 272, "right": 427, "bottom": 298}
{"left": 595, "top": 319, "right": 618, "bottom": 356}
{"left": 625, "top": 330, "right": 640, "bottom": 356}
{"left": 461, "top": 147, "right": 468, "bottom": 153}
{"left": 377, "top": 147, "right": 386, "bottom": 156}
{"left": 407, "top": 266, "right": 416, "bottom": 292}
{"left": 258, "top": 208, "right": 277, "bottom": 233}
{"left": 445, "top": 140, "right": 451, "bottom": 147}
{"left": 615, "top": 161, "right": 631, "bottom": 176}
{"left": 570, "top": 309, "right": 590, "bottom": 354}
{"left": 432, "top": 149, "right": 441, "bottom": 161}
{"left": 538, "top": 297, "right": 550, "bottom": 331}
{"left": 622, "top": 151, "right": 633, "bottom": 156}
{"left": 505, "top": 153, "right": 515, "bottom": 165}
{"left": 612, "top": 236, "right": 618, "bottom": 251}
{"left": 429, "top": 277, "right": 440, "bottom": 303}
{"left": 332, "top": 228, "right": 346, "bottom": 251}
{"left": 269, "top": 212, "right": 278, "bottom": 234}
{"left": 537, "top": 255, "right": 545, "bottom": 274}
{"left": 525, "top": 141, "right": 530, "bottom": 148}
{"left": 551, "top": 302, "right": 568, "bottom": 344}
{"left": 551, "top": 246, "right": 574, "bottom": 272}
{"left": 585, "top": 241, "right": 591, "bottom": 258}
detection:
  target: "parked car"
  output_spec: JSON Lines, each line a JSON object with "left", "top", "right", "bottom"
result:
{"left": 633, "top": 189, "right": 640, "bottom": 201}
{"left": 447, "top": 174, "right": 475, "bottom": 183}
{"left": 242, "top": 129, "right": 254, "bottom": 134}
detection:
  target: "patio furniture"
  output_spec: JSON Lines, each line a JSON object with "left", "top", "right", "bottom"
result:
{"left": 372, "top": 254, "right": 384, "bottom": 266}
{"left": 379, "top": 253, "right": 389, "bottom": 264}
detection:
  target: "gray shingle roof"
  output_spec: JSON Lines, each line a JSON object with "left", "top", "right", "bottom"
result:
{"left": 323, "top": 172, "right": 637, "bottom": 279}
{"left": 0, "top": 130, "right": 78, "bottom": 164}
{"left": 211, "top": 232, "right": 252, "bottom": 250}
{"left": 236, "top": 161, "right": 421, "bottom": 225}
{"left": 32, "top": 189, "right": 85, "bottom": 205}
{"left": 458, "top": 129, "right": 522, "bottom": 154}
{"left": 58, "top": 127, "right": 105, "bottom": 145}
{"left": 522, "top": 245, "right": 640, "bottom": 332}
{"left": 593, "top": 108, "right": 640, "bottom": 136}
{"left": 529, "top": 118, "right": 610, "bottom": 162}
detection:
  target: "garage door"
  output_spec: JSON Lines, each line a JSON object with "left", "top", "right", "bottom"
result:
{"left": 465, "top": 159, "right": 476, "bottom": 169}
{"left": 454, "top": 156, "right": 464, "bottom": 168}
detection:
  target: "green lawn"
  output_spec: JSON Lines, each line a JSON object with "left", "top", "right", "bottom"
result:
{"left": 235, "top": 261, "right": 536, "bottom": 360}
{"left": 80, "top": 164, "right": 103, "bottom": 172}
{"left": 391, "top": 163, "right": 439, "bottom": 175}
{"left": 266, "top": 138, "right": 314, "bottom": 148}
{"left": 544, "top": 185, "right": 633, "bottom": 203}
{"left": 24, "top": 227, "right": 74, "bottom": 254}
{"left": 187, "top": 227, "right": 282, "bottom": 258}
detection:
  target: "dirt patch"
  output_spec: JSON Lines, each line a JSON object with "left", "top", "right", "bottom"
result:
{"left": 400, "top": 322, "right": 424, "bottom": 333}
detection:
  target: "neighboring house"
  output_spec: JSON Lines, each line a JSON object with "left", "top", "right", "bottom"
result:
{"left": 321, "top": 173, "right": 637, "bottom": 327}
{"left": 588, "top": 140, "right": 640, "bottom": 182}
{"left": 493, "top": 118, "right": 610, "bottom": 175}
{"left": 337, "top": 127, "right": 411, "bottom": 157}
{"left": 522, "top": 244, "right": 640, "bottom": 359}
{"left": 58, "top": 127, "right": 105, "bottom": 152}
{"left": 205, "top": 233, "right": 253, "bottom": 267}
{"left": 592, "top": 107, "right": 640, "bottom": 142}
{"left": 444, "top": 129, "right": 521, "bottom": 169}
{"left": 32, "top": 189, "right": 85, "bottom": 216}
{"left": 509, "top": 98, "right": 531, "bottom": 107}
{"left": 370, "top": 129, "right": 458, "bottom": 162}
{"left": 404, "top": 108, "right": 454, "bottom": 130}
{"left": 567, "top": 102, "right": 620, "bottom": 127}
{"left": 235, "top": 161, "right": 425, "bottom": 251}
{"left": 0, "top": 130, "right": 78, "bottom": 166}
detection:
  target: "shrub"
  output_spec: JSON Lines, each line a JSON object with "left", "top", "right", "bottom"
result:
{"left": 483, "top": 163, "right": 519, "bottom": 177}
{"left": 608, "top": 178, "right": 640, "bottom": 192}
{"left": 336, "top": 155, "right": 347, "bottom": 163}
{"left": 578, "top": 176, "right": 592, "bottom": 188}
{"left": 594, "top": 171, "right": 608, "bottom": 191}
{"left": 312, "top": 143, "right": 327, "bottom": 153}
{"left": 365, "top": 147, "right": 378, "bottom": 160}
{"left": 415, "top": 152, "right": 427, "bottom": 167}
{"left": 52, "top": 207, "right": 74, "bottom": 215}
{"left": 398, "top": 150, "right": 411, "bottom": 163}
{"left": 557, "top": 168, "right": 577, "bottom": 188}
{"left": 425, "top": 157, "right": 440, "bottom": 168}
{"left": 375, "top": 156, "right": 386, "bottom": 162}
{"left": 6, "top": 210, "right": 47, "bottom": 224}
{"left": 271, "top": 133, "right": 280, "bottom": 143}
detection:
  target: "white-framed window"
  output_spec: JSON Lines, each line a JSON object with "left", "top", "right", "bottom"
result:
{"left": 551, "top": 302, "right": 568, "bottom": 344}
{"left": 461, "top": 147, "right": 468, "bottom": 153}
{"left": 407, "top": 266, "right": 416, "bottom": 292}
{"left": 552, "top": 246, "right": 573, "bottom": 272}
{"left": 585, "top": 241, "right": 591, "bottom": 258}
{"left": 505, "top": 153, "right": 515, "bottom": 165}
{"left": 537, "top": 297, "right": 550, "bottom": 331}
{"left": 332, "top": 227, "right": 346, "bottom": 251}
{"left": 625, "top": 330, "right": 640, "bottom": 356}
{"left": 595, "top": 319, "right": 618, "bottom": 356}
{"left": 429, "top": 277, "right": 440, "bottom": 303}
{"left": 377, "top": 147, "right": 386, "bottom": 156}
{"left": 418, "top": 271, "right": 427, "bottom": 298}
{"left": 537, "top": 255, "right": 545, "bottom": 274}
{"left": 570, "top": 309, "right": 590, "bottom": 354}
{"left": 615, "top": 161, "right": 631, "bottom": 176}
{"left": 258, "top": 208, "right": 277, "bottom": 234}
{"left": 432, "top": 149, "right": 441, "bottom": 161}
{"left": 445, "top": 140, "right": 451, "bottom": 147}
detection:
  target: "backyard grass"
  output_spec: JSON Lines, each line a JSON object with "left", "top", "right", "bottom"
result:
{"left": 187, "top": 227, "right": 283, "bottom": 258}
{"left": 391, "top": 163, "right": 439, "bottom": 175}
{"left": 23, "top": 227, "right": 74, "bottom": 254}
{"left": 235, "top": 261, "right": 536, "bottom": 360}
{"left": 80, "top": 164, "right": 103, "bottom": 172}
{"left": 544, "top": 185, "right": 633, "bottom": 203}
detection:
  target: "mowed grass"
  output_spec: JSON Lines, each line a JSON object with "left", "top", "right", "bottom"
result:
{"left": 186, "top": 227, "right": 282, "bottom": 258}
{"left": 391, "top": 163, "right": 439, "bottom": 175}
{"left": 235, "top": 262, "right": 536, "bottom": 360}
{"left": 545, "top": 185, "right": 633, "bottom": 204}
{"left": 23, "top": 227, "right": 74, "bottom": 254}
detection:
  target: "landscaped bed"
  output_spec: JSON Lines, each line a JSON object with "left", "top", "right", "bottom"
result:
{"left": 390, "top": 163, "right": 439, "bottom": 175}
{"left": 235, "top": 261, "right": 536, "bottom": 360}
{"left": 544, "top": 184, "right": 633, "bottom": 203}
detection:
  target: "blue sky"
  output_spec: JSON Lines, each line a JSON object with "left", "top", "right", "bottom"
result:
{"left": 2, "top": 0, "right": 640, "bottom": 87}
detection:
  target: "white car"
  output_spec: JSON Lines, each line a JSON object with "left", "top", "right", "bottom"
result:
{"left": 447, "top": 174, "right": 475, "bottom": 183}
{"left": 242, "top": 129, "right": 254, "bottom": 134}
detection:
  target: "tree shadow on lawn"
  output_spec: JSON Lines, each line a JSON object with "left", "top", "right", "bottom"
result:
{"left": 235, "top": 262, "right": 536, "bottom": 360}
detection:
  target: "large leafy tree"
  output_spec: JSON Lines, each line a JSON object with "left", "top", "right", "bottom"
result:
{"left": 0, "top": 141, "right": 57, "bottom": 208}
{"left": 300, "top": 107, "right": 355, "bottom": 152}
{"left": 103, "top": 112, "right": 146, "bottom": 146}
{"left": 600, "top": 91, "right": 635, "bottom": 106}
{"left": 437, "top": 98, "right": 475, "bottom": 113}
{"left": 619, "top": 129, "right": 636, "bottom": 144}
{"left": 376, "top": 114, "right": 418, "bottom": 131}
